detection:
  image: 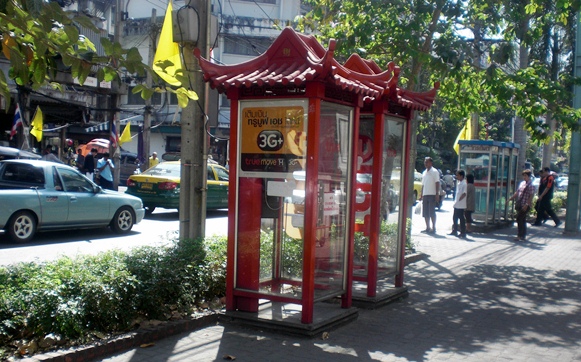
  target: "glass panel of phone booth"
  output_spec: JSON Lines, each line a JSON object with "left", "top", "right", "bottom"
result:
{"left": 353, "top": 117, "right": 374, "bottom": 272}
{"left": 461, "top": 152, "right": 490, "bottom": 221}
{"left": 312, "top": 102, "right": 353, "bottom": 300}
{"left": 510, "top": 153, "right": 518, "bottom": 209}
{"left": 236, "top": 99, "right": 309, "bottom": 300}
{"left": 377, "top": 119, "right": 404, "bottom": 274}
{"left": 498, "top": 153, "right": 511, "bottom": 221}
{"left": 353, "top": 116, "right": 405, "bottom": 278}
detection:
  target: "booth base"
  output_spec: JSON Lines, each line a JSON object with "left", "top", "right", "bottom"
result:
{"left": 472, "top": 220, "right": 513, "bottom": 233}
{"left": 223, "top": 300, "right": 359, "bottom": 337}
{"left": 351, "top": 280, "right": 409, "bottom": 309}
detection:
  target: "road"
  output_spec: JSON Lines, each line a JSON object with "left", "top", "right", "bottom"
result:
{"left": 0, "top": 192, "right": 457, "bottom": 266}
{"left": 0, "top": 208, "right": 228, "bottom": 266}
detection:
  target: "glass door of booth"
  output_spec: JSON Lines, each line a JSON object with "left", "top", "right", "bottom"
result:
{"left": 234, "top": 99, "right": 352, "bottom": 303}
{"left": 460, "top": 151, "right": 490, "bottom": 223}
{"left": 354, "top": 115, "right": 405, "bottom": 279}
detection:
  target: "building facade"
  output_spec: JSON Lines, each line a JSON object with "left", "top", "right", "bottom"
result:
{"left": 1, "top": 0, "right": 305, "bottom": 167}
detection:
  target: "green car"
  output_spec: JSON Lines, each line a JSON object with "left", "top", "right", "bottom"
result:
{"left": 126, "top": 161, "right": 229, "bottom": 215}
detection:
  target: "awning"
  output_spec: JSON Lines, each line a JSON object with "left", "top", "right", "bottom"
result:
{"left": 84, "top": 115, "right": 144, "bottom": 133}
{"left": 85, "top": 121, "right": 109, "bottom": 133}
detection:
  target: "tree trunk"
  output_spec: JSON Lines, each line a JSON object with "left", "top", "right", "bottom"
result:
{"left": 514, "top": 16, "right": 531, "bottom": 172}
{"left": 542, "top": 112, "right": 556, "bottom": 168}
{"left": 542, "top": 30, "right": 561, "bottom": 169}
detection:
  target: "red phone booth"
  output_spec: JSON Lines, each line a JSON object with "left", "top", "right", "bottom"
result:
{"left": 347, "top": 57, "right": 439, "bottom": 306}
{"left": 195, "top": 28, "right": 437, "bottom": 330}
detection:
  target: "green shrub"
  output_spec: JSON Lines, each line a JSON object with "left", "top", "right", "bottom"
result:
{"left": 259, "top": 228, "right": 303, "bottom": 280}
{"left": 531, "top": 192, "right": 567, "bottom": 218}
{"left": 354, "top": 218, "right": 414, "bottom": 263}
{"left": 553, "top": 191, "right": 566, "bottom": 209}
{"left": 0, "top": 237, "right": 228, "bottom": 359}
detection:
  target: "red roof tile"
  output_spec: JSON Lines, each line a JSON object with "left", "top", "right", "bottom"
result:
{"left": 194, "top": 27, "right": 438, "bottom": 111}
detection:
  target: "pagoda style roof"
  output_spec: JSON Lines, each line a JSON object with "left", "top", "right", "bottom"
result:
{"left": 194, "top": 27, "right": 438, "bottom": 111}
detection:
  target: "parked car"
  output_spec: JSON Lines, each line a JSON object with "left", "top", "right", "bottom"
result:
{"left": 413, "top": 170, "right": 423, "bottom": 202}
{"left": 532, "top": 176, "right": 540, "bottom": 194}
{"left": 125, "top": 161, "right": 229, "bottom": 215}
{"left": 0, "top": 159, "right": 145, "bottom": 243}
{"left": 556, "top": 176, "right": 568, "bottom": 192}
{"left": 119, "top": 151, "right": 141, "bottom": 185}
{"left": 0, "top": 145, "right": 41, "bottom": 161}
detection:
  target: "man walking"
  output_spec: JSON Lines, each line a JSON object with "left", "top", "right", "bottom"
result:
{"left": 448, "top": 170, "right": 467, "bottom": 239}
{"left": 533, "top": 167, "right": 561, "bottom": 227}
{"left": 420, "top": 156, "right": 440, "bottom": 234}
{"left": 509, "top": 169, "right": 535, "bottom": 242}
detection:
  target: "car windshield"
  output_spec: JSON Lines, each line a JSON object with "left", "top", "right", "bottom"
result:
{"left": 142, "top": 163, "right": 180, "bottom": 177}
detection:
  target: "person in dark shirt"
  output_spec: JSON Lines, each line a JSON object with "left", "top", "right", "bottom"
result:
{"left": 533, "top": 167, "right": 561, "bottom": 227}
{"left": 75, "top": 148, "right": 85, "bottom": 172}
{"left": 83, "top": 148, "right": 97, "bottom": 181}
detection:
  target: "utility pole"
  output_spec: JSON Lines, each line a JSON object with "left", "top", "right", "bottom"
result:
{"left": 142, "top": 8, "right": 156, "bottom": 170}
{"left": 179, "top": 0, "right": 209, "bottom": 240}
{"left": 112, "top": 0, "right": 125, "bottom": 189}
{"left": 564, "top": 11, "right": 581, "bottom": 233}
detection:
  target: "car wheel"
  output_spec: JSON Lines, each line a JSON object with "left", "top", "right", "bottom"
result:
{"left": 144, "top": 206, "right": 156, "bottom": 215}
{"left": 7, "top": 211, "right": 37, "bottom": 243}
{"left": 111, "top": 206, "right": 135, "bottom": 233}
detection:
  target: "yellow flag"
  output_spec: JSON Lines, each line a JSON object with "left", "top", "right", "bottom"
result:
{"left": 119, "top": 121, "right": 132, "bottom": 145}
{"left": 453, "top": 119, "right": 471, "bottom": 155}
{"left": 30, "top": 106, "right": 43, "bottom": 142}
{"left": 153, "top": 1, "right": 183, "bottom": 86}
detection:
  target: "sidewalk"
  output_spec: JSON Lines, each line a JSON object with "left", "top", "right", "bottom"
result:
{"left": 72, "top": 200, "right": 581, "bottom": 361}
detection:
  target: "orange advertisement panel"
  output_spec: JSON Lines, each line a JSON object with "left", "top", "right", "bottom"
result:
{"left": 239, "top": 100, "right": 308, "bottom": 178}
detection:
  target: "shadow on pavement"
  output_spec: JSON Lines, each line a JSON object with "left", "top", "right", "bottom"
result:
{"left": 113, "top": 258, "right": 581, "bottom": 361}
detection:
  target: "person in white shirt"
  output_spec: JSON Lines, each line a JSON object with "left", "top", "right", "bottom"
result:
{"left": 420, "top": 157, "right": 441, "bottom": 234}
{"left": 449, "top": 169, "right": 467, "bottom": 239}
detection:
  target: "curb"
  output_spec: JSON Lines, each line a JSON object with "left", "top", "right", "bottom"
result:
{"left": 21, "top": 314, "right": 220, "bottom": 362}
{"left": 405, "top": 252, "right": 429, "bottom": 265}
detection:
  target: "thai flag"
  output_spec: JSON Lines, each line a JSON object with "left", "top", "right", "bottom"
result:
{"left": 110, "top": 122, "right": 118, "bottom": 148}
{"left": 9, "top": 104, "right": 22, "bottom": 140}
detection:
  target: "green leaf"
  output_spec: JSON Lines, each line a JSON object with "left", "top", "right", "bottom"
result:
{"left": 101, "top": 37, "right": 114, "bottom": 55}
{"left": 0, "top": 71, "right": 10, "bottom": 110}
{"left": 64, "top": 25, "right": 79, "bottom": 43}
{"left": 176, "top": 92, "right": 189, "bottom": 108}
{"left": 126, "top": 48, "right": 143, "bottom": 63}
{"left": 72, "top": 15, "right": 98, "bottom": 32}
{"left": 132, "top": 84, "right": 145, "bottom": 94}
{"left": 96, "top": 67, "right": 105, "bottom": 82}
{"left": 102, "top": 67, "right": 118, "bottom": 82}
{"left": 49, "top": 82, "right": 64, "bottom": 92}
{"left": 79, "top": 36, "right": 97, "bottom": 52}
{"left": 140, "top": 87, "right": 155, "bottom": 100}
{"left": 33, "top": 60, "right": 46, "bottom": 83}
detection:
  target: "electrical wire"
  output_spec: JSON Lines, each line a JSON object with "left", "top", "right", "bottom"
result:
{"left": 249, "top": 0, "right": 278, "bottom": 26}
{"left": 224, "top": 0, "right": 262, "bottom": 56}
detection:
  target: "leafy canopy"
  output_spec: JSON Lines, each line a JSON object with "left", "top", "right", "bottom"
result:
{"left": 0, "top": 0, "right": 196, "bottom": 110}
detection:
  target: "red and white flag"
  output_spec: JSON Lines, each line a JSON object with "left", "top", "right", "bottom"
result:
{"left": 9, "top": 104, "right": 22, "bottom": 140}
